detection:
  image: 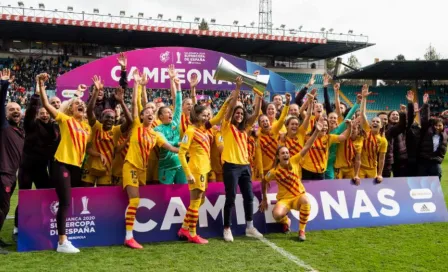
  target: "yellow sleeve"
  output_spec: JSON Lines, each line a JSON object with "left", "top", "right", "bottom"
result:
{"left": 221, "top": 119, "right": 230, "bottom": 133}
{"left": 137, "top": 85, "right": 143, "bottom": 114}
{"left": 55, "top": 111, "right": 70, "bottom": 123}
{"left": 210, "top": 99, "right": 230, "bottom": 126}
{"left": 354, "top": 137, "right": 364, "bottom": 154}
{"left": 290, "top": 152, "right": 303, "bottom": 165}
{"left": 362, "top": 119, "right": 370, "bottom": 132}
{"left": 379, "top": 137, "right": 388, "bottom": 153}
{"left": 272, "top": 105, "right": 290, "bottom": 135}
{"left": 215, "top": 131, "right": 224, "bottom": 148}
{"left": 264, "top": 169, "right": 276, "bottom": 182}
{"left": 179, "top": 129, "right": 194, "bottom": 177}
{"left": 155, "top": 132, "right": 167, "bottom": 147}
{"left": 93, "top": 120, "right": 102, "bottom": 130}
{"left": 254, "top": 139, "right": 264, "bottom": 178}
{"left": 329, "top": 134, "right": 341, "bottom": 145}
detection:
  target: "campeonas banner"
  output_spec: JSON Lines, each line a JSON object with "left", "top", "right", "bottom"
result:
{"left": 18, "top": 177, "right": 448, "bottom": 252}
{"left": 56, "top": 47, "right": 297, "bottom": 100}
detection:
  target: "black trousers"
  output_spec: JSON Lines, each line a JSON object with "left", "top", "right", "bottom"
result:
{"left": 0, "top": 174, "right": 17, "bottom": 232}
{"left": 302, "top": 169, "right": 324, "bottom": 180}
{"left": 51, "top": 161, "right": 82, "bottom": 236}
{"left": 418, "top": 161, "right": 442, "bottom": 181}
{"left": 15, "top": 158, "right": 54, "bottom": 228}
{"left": 223, "top": 163, "right": 253, "bottom": 228}
{"left": 392, "top": 162, "right": 408, "bottom": 177}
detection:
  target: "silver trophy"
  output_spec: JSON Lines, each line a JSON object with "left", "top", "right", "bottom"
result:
{"left": 176, "top": 52, "right": 182, "bottom": 64}
{"left": 80, "top": 196, "right": 91, "bottom": 215}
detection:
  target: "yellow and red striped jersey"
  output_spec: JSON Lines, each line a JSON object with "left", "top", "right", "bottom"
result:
{"left": 302, "top": 134, "right": 340, "bottom": 173}
{"left": 334, "top": 136, "right": 364, "bottom": 169}
{"left": 282, "top": 126, "right": 307, "bottom": 157}
{"left": 209, "top": 127, "right": 224, "bottom": 175}
{"left": 264, "top": 153, "right": 305, "bottom": 200}
{"left": 85, "top": 121, "right": 121, "bottom": 172}
{"left": 179, "top": 126, "right": 212, "bottom": 176}
{"left": 112, "top": 130, "right": 130, "bottom": 177}
{"left": 180, "top": 112, "right": 191, "bottom": 138}
{"left": 221, "top": 120, "right": 249, "bottom": 165}
{"left": 54, "top": 112, "right": 90, "bottom": 167}
{"left": 361, "top": 132, "right": 387, "bottom": 169}
{"left": 125, "top": 118, "right": 167, "bottom": 170}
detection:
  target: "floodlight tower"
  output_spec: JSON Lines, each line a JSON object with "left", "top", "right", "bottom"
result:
{"left": 258, "top": 0, "right": 272, "bottom": 34}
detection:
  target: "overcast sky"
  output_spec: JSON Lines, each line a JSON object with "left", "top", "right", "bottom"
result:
{"left": 2, "top": 0, "right": 446, "bottom": 66}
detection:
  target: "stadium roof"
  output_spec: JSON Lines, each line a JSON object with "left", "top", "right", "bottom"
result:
{"left": 336, "top": 60, "right": 448, "bottom": 80}
{"left": 0, "top": 8, "right": 374, "bottom": 59}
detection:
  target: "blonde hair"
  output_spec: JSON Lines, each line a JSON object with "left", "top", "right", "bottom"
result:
{"left": 61, "top": 98, "right": 86, "bottom": 119}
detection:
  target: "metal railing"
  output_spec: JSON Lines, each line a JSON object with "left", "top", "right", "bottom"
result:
{"left": 1, "top": 5, "right": 369, "bottom": 44}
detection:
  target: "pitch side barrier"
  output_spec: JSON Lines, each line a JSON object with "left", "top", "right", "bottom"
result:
{"left": 18, "top": 177, "right": 448, "bottom": 252}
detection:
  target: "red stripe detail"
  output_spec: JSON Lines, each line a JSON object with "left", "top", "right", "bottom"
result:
{"left": 187, "top": 208, "right": 198, "bottom": 213}
{"left": 275, "top": 170, "right": 300, "bottom": 196}
{"left": 308, "top": 149, "right": 320, "bottom": 173}
{"left": 126, "top": 212, "right": 136, "bottom": 216}
{"left": 128, "top": 207, "right": 137, "bottom": 211}
{"left": 230, "top": 126, "right": 247, "bottom": 160}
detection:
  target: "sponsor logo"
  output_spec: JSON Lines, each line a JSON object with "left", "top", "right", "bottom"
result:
{"left": 413, "top": 202, "right": 436, "bottom": 214}
{"left": 160, "top": 51, "right": 170, "bottom": 63}
{"left": 61, "top": 90, "right": 83, "bottom": 98}
{"left": 50, "top": 201, "right": 59, "bottom": 215}
{"left": 410, "top": 189, "right": 433, "bottom": 200}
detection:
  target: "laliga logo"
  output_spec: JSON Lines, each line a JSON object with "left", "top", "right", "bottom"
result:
{"left": 50, "top": 201, "right": 59, "bottom": 215}
{"left": 160, "top": 51, "right": 170, "bottom": 63}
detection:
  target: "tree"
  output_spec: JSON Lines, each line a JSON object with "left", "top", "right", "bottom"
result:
{"left": 198, "top": 19, "right": 209, "bottom": 30}
{"left": 340, "top": 55, "right": 367, "bottom": 85}
{"left": 395, "top": 54, "right": 406, "bottom": 61}
{"left": 325, "top": 58, "right": 336, "bottom": 75}
{"left": 424, "top": 44, "right": 441, "bottom": 60}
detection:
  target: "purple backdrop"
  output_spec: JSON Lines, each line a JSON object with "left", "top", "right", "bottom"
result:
{"left": 56, "top": 47, "right": 296, "bottom": 101}
{"left": 18, "top": 177, "right": 448, "bottom": 252}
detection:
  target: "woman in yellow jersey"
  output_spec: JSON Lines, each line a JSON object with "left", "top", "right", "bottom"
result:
{"left": 359, "top": 85, "right": 387, "bottom": 182}
{"left": 221, "top": 77, "right": 264, "bottom": 242}
{"left": 334, "top": 120, "right": 363, "bottom": 182}
{"left": 205, "top": 108, "right": 224, "bottom": 183}
{"left": 260, "top": 117, "right": 323, "bottom": 241}
{"left": 257, "top": 93, "right": 290, "bottom": 172}
{"left": 123, "top": 70, "right": 179, "bottom": 249}
{"left": 280, "top": 91, "right": 315, "bottom": 157}
{"left": 301, "top": 117, "right": 352, "bottom": 180}
{"left": 247, "top": 130, "right": 264, "bottom": 181}
{"left": 82, "top": 76, "right": 132, "bottom": 187}
{"left": 38, "top": 73, "right": 89, "bottom": 253}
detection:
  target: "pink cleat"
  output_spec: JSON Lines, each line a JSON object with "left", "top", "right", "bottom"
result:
{"left": 188, "top": 235, "right": 209, "bottom": 244}
{"left": 177, "top": 228, "right": 190, "bottom": 240}
{"left": 298, "top": 230, "right": 306, "bottom": 242}
{"left": 124, "top": 238, "right": 143, "bottom": 249}
{"left": 282, "top": 218, "right": 291, "bottom": 233}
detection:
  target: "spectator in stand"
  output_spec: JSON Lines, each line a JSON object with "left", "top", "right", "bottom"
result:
{"left": 0, "top": 69, "right": 23, "bottom": 255}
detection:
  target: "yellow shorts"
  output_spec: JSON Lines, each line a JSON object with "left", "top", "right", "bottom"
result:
{"left": 277, "top": 194, "right": 306, "bottom": 211}
{"left": 189, "top": 173, "right": 208, "bottom": 191}
{"left": 208, "top": 171, "right": 223, "bottom": 182}
{"left": 123, "top": 161, "right": 147, "bottom": 189}
{"left": 82, "top": 169, "right": 112, "bottom": 185}
{"left": 337, "top": 167, "right": 355, "bottom": 179}
{"left": 359, "top": 167, "right": 377, "bottom": 178}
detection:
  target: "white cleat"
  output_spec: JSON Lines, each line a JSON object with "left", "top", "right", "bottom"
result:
{"left": 57, "top": 240, "right": 80, "bottom": 254}
{"left": 245, "top": 227, "right": 263, "bottom": 238}
{"left": 223, "top": 228, "right": 234, "bottom": 242}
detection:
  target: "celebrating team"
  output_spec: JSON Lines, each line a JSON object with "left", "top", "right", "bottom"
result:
{"left": 0, "top": 52, "right": 446, "bottom": 254}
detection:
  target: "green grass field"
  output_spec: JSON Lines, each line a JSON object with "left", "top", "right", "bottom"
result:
{"left": 2, "top": 160, "right": 448, "bottom": 272}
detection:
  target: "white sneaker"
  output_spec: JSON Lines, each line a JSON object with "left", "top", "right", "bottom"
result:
{"left": 223, "top": 228, "right": 234, "bottom": 242}
{"left": 246, "top": 227, "right": 263, "bottom": 238}
{"left": 57, "top": 240, "right": 80, "bottom": 254}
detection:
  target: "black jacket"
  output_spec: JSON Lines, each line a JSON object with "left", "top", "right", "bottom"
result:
{"left": 418, "top": 103, "right": 448, "bottom": 164}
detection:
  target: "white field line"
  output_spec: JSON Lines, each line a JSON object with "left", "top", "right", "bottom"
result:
{"left": 257, "top": 236, "right": 318, "bottom": 272}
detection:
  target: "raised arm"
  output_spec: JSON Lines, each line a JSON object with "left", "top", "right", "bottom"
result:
{"left": 208, "top": 94, "right": 233, "bottom": 127}
{"left": 360, "top": 84, "right": 371, "bottom": 131}
{"left": 224, "top": 77, "right": 242, "bottom": 121}
{"left": 37, "top": 73, "right": 59, "bottom": 118}
{"left": 114, "top": 87, "right": 133, "bottom": 133}
{"left": 406, "top": 91, "right": 415, "bottom": 130}
{"left": 323, "top": 74, "right": 333, "bottom": 114}
{"left": 117, "top": 52, "right": 128, "bottom": 89}
{"left": 296, "top": 116, "right": 323, "bottom": 160}
{"left": 0, "top": 69, "right": 14, "bottom": 128}
{"left": 420, "top": 93, "right": 430, "bottom": 129}
{"left": 294, "top": 74, "right": 315, "bottom": 106}
{"left": 172, "top": 78, "right": 183, "bottom": 125}
{"left": 247, "top": 94, "right": 263, "bottom": 128}
{"left": 131, "top": 70, "right": 141, "bottom": 119}
{"left": 334, "top": 83, "right": 342, "bottom": 119}
{"left": 87, "top": 76, "right": 104, "bottom": 126}
{"left": 189, "top": 73, "right": 198, "bottom": 105}
{"left": 337, "top": 120, "right": 352, "bottom": 142}
{"left": 272, "top": 93, "right": 290, "bottom": 134}
{"left": 300, "top": 89, "right": 317, "bottom": 130}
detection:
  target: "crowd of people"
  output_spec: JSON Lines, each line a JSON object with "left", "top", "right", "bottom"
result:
{"left": 0, "top": 53, "right": 447, "bottom": 255}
